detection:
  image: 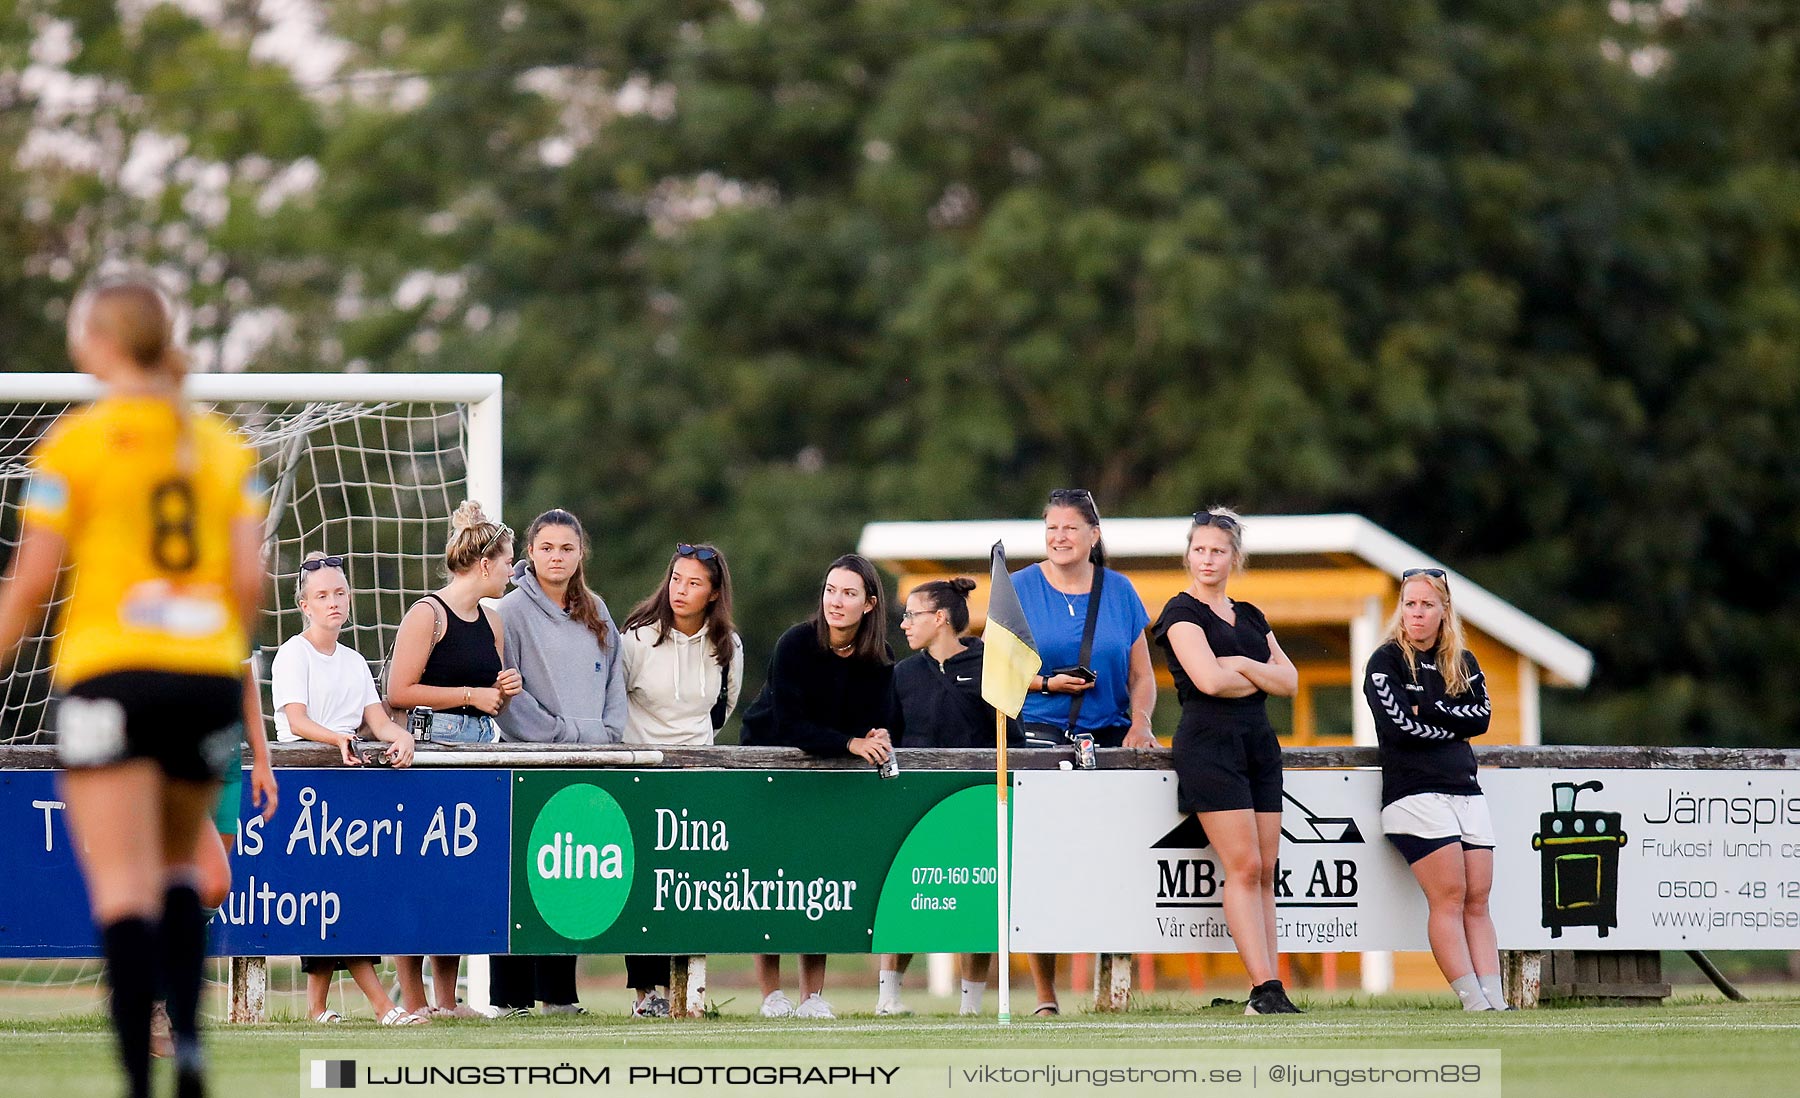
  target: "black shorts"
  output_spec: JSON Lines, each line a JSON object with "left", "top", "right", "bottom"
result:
{"left": 58, "top": 671, "right": 242, "bottom": 783}
{"left": 1172, "top": 713, "right": 1283, "bottom": 814}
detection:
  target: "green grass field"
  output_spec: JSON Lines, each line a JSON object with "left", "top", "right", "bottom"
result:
{"left": 2, "top": 989, "right": 1795, "bottom": 1098}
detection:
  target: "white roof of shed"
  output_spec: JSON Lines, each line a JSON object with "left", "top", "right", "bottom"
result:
{"left": 858, "top": 513, "right": 1593, "bottom": 688}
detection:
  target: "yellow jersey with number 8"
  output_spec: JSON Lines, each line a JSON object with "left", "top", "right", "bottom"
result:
{"left": 21, "top": 396, "right": 266, "bottom": 686}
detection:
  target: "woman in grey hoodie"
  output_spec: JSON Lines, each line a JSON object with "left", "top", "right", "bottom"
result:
{"left": 491, "top": 508, "right": 625, "bottom": 1016}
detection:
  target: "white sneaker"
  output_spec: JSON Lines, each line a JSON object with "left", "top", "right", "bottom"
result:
{"left": 794, "top": 993, "right": 836, "bottom": 1019}
{"left": 875, "top": 997, "right": 912, "bottom": 1017}
{"left": 759, "top": 990, "right": 795, "bottom": 1018}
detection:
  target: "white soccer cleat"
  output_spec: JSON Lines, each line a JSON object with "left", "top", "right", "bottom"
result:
{"left": 759, "top": 990, "right": 795, "bottom": 1018}
{"left": 794, "top": 993, "right": 836, "bottom": 1019}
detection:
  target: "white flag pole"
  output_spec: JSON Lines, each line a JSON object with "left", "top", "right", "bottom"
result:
{"left": 996, "top": 709, "right": 1012, "bottom": 1024}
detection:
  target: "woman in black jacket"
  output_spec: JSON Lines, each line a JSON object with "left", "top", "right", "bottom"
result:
{"left": 876, "top": 578, "right": 1017, "bottom": 1017}
{"left": 740, "top": 553, "right": 894, "bottom": 1020}
{"left": 1361, "top": 568, "right": 1506, "bottom": 1010}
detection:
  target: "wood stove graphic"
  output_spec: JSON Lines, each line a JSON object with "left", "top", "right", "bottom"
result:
{"left": 1530, "top": 780, "right": 1627, "bottom": 937}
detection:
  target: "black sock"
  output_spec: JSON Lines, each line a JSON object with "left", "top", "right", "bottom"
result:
{"left": 102, "top": 916, "right": 158, "bottom": 1098}
{"left": 161, "top": 883, "right": 207, "bottom": 1070}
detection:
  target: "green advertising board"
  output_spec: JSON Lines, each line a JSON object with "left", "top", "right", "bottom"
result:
{"left": 508, "top": 771, "right": 1002, "bottom": 954}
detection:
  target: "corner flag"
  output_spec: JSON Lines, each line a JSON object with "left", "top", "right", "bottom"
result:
{"left": 981, "top": 540, "right": 1040, "bottom": 718}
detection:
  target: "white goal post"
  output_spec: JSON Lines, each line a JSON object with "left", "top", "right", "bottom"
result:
{"left": 0, "top": 372, "right": 503, "bottom": 746}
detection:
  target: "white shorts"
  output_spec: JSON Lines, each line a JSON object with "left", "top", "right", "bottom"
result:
{"left": 1381, "top": 793, "right": 1494, "bottom": 847}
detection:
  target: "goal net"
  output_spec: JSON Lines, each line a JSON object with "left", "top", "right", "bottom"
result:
{"left": 0, "top": 373, "right": 501, "bottom": 1016}
{"left": 0, "top": 373, "right": 503, "bottom": 748}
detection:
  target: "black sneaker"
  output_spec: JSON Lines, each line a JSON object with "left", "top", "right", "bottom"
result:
{"left": 1244, "top": 980, "right": 1303, "bottom": 1015}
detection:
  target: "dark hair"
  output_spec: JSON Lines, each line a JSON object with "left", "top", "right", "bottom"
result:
{"left": 1045, "top": 487, "right": 1107, "bottom": 568}
{"left": 908, "top": 577, "right": 977, "bottom": 633}
{"left": 522, "top": 508, "right": 608, "bottom": 652}
{"left": 810, "top": 553, "right": 890, "bottom": 664}
{"left": 622, "top": 542, "right": 738, "bottom": 670}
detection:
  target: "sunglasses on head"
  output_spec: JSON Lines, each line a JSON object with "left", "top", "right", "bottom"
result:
{"left": 1192, "top": 511, "right": 1238, "bottom": 530}
{"left": 480, "top": 525, "right": 513, "bottom": 555}
{"left": 676, "top": 543, "right": 718, "bottom": 561}
{"left": 299, "top": 556, "right": 346, "bottom": 573}
{"left": 1048, "top": 488, "right": 1093, "bottom": 503}
{"left": 1402, "top": 567, "right": 1447, "bottom": 580}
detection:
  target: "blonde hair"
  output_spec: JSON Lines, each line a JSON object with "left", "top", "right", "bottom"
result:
{"left": 445, "top": 500, "right": 512, "bottom": 575}
{"left": 293, "top": 550, "right": 347, "bottom": 610}
{"left": 68, "top": 272, "right": 193, "bottom": 466}
{"left": 1382, "top": 572, "right": 1473, "bottom": 696}
{"left": 1187, "top": 506, "right": 1247, "bottom": 573}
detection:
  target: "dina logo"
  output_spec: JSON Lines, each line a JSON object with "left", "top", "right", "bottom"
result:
{"left": 1152, "top": 792, "right": 1365, "bottom": 906}
{"left": 1530, "top": 780, "right": 1625, "bottom": 938}
{"left": 310, "top": 1060, "right": 355, "bottom": 1089}
{"left": 527, "top": 783, "right": 634, "bottom": 940}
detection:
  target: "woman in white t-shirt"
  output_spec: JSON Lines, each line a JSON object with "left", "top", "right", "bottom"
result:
{"left": 271, "top": 552, "right": 421, "bottom": 1024}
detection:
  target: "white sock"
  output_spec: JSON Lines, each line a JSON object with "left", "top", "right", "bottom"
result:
{"left": 1451, "top": 973, "right": 1492, "bottom": 1010}
{"left": 960, "top": 979, "right": 986, "bottom": 1014}
{"left": 878, "top": 970, "right": 901, "bottom": 1002}
{"left": 1477, "top": 974, "right": 1508, "bottom": 1010}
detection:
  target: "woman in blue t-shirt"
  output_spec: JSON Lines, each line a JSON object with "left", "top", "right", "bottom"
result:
{"left": 1013, "top": 488, "right": 1157, "bottom": 1015}
{"left": 1151, "top": 508, "right": 1301, "bottom": 1015}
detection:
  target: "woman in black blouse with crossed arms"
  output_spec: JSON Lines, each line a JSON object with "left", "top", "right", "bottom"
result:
{"left": 1151, "top": 509, "right": 1302, "bottom": 1016}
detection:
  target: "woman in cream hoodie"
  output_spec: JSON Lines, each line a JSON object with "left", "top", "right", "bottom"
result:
{"left": 617, "top": 542, "right": 743, "bottom": 1016}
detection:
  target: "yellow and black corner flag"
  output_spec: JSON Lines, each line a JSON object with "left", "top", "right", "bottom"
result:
{"left": 981, "top": 540, "right": 1041, "bottom": 719}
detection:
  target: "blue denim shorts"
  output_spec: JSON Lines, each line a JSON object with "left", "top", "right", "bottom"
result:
{"left": 428, "top": 712, "right": 498, "bottom": 744}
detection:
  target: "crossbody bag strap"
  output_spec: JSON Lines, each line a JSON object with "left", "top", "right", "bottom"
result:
{"left": 710, "top": 651, "right": 731, "bottom": 731}
{"left": 1063, "top": 564, "right": 1106, "bottom": 735}
{"left": 382, "top": 595, "right": 445, "bottom": 700}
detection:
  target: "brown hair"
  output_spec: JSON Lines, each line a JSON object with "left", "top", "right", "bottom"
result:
{"left": 810, "top": 553, "right": 890, "bottom": 664}
{"left": 1045, "top": 488, "right": 1107, "bottom": 567}
{"left": 623, "top": 542, "right": 738, "bottom": 669}
{"left": 522, "top": 508, "right": 609, "bottom": 652}
{"left": 445, "top": 499, "right": 512, "bottom": 575}
{"left": 908, "top": 577, "right": 978, "bottom": 633}
{"left": 1382, "top": 572, "right": 1473, "bottom": 696}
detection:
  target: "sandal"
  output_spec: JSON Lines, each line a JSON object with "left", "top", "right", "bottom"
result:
{"left": 380, "top": 1006, "right": 428, "bottom": 1026}
{"left": 1033, "top": 1002, "right": 1060, "bottom": 1017}
{"left": 314, "top": 1010, "right": 343, "bottom": 1024}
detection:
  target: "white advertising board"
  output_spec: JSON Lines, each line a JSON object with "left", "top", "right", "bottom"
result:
{"left": 1484, "top": 769, "right": 1800, "bottom": 950}
{"left": 1010, "top": 768, "right": 1800, "bottom": 952}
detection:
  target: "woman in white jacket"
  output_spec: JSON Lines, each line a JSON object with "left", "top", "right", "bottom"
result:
{"left": 617, "top": 542, "right": 743, "bottom": 1015}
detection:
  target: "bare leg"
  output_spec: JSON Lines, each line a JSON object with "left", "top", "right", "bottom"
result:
{"left": 429, "top": 956, "right": 462, "bottom": 1010}
{"left": 1256, "top": 811, "right": 1282, "bottom": 976}
{"left": 756, "top": 955, "right": 782, "bottom": 998}
{"left": 1409, "top": 844, "right": 1474, "bottom": 983}
{"left": 1461, "top": 848, "right": 1500, "bottom": 977}
{"left": 346, "top": 961, "right": 399, "bottom": 1018}
{"left": 1028, "top": 954, "right": 1058, "bottom": 1009}
{"left": 61, "top": 763, "right": 164, "bottom": 922}
{"left": 880, "top": 952, "right": 913, "bottom": 975}
{"left": 961, "top": 954, "right": 993, "bottom": 983}
{"left": 193, "top": 827, "right": 232, "bottom": 911}
{"left": 1197, "top": 809, "right": 1274, "bottom": 985}
{"left": 799, "top": 954, "right": 827, "bottom": 998}
{"left": 394, "top": 957, "right": 429, "bottom": 1015}
{"left": 307, "top": 971, "right": 332, "bottom": 1019}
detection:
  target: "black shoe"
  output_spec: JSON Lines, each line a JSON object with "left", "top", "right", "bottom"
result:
{"left": 1244, "top": 980, "right": 1303, "bottom": 1015}
{"left": 174, "top": 1065, "right": 206, "bottom": 1098}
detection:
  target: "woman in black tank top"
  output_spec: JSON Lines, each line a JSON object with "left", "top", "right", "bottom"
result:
{"left": 384, "top": 501, "right": 522, "bottom": 1020}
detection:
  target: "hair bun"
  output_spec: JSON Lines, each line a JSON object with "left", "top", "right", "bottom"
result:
{"left": 450, "top": 499, "right": 489, "bottom": 533}
{"left": 950, "top": 577, "right": 978, "bottom": 595}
